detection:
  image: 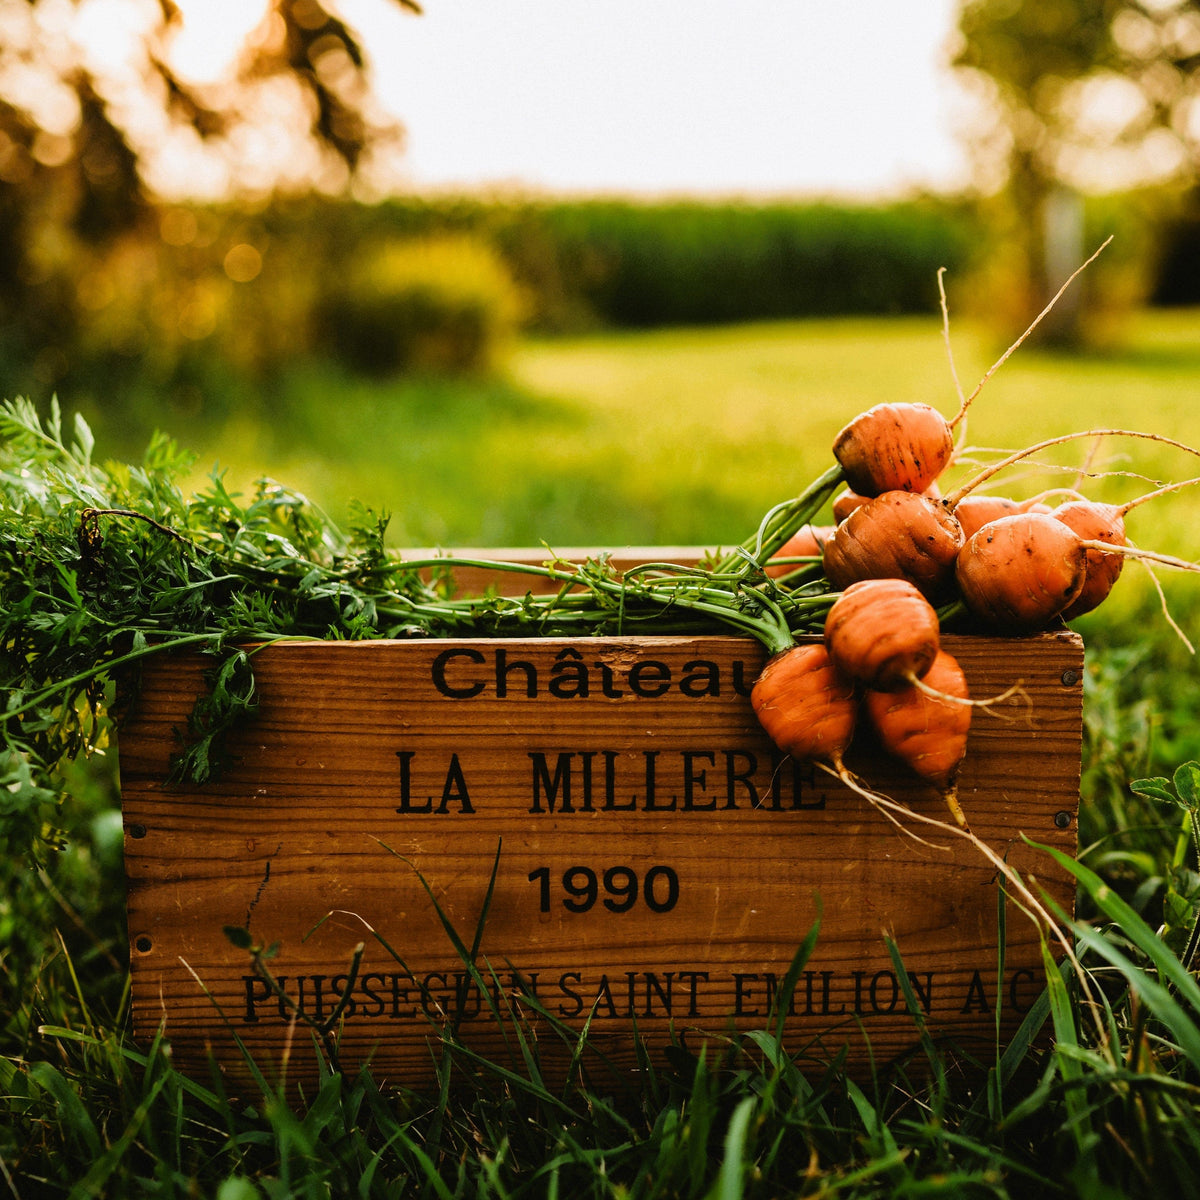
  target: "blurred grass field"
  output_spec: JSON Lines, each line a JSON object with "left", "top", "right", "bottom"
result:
{"left": 176, "top": 308, "right": 1200, "bottom": 564}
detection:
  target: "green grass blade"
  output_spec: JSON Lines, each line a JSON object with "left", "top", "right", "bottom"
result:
{"left": 770, "top": 908, "right": 821, "bottom": 1043}
{"left": 844, "top": 1075, "right": 900, "bottom": 1163}
{"left": 1039, "top": 936, "right": 1089, "bottom": 1155}
{"left": 884, "top": 935, "right": 944, "bottom": 1078}
{"left": 36, "top": 1024, "right": 230, "bottom": 1112}
{"left": 1067, "top": 921, "right": 1200, "bottom": 1071}
{"left": 69, "top": 1072, "right": 170, "bottom": 1198}
{"left": 1033, "top": 839, "right": 1200, "bottom": 1015}
{"left": 707, "top": 1094, "right": 756, "bottom": 1200}
{"left": 27, "top": 1061, "right": 101, "bottom": 1161}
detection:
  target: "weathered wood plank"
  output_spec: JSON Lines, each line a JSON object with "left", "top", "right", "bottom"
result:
{"left": 120, "top": 631, "right": 1083, "bottom": 1088}
{"left": 402, "top": 546, "right": 709, "bottom": 596}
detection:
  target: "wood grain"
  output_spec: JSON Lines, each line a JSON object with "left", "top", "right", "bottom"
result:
{"left": 120, "top": 630, "right": 1084, "bottom": 1089}
{"left": 402, "top": 546, "right": 709, "bottom": 596}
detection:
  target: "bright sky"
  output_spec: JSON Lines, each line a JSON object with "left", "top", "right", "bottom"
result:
{"left": 349, "top": 0, "right": 970, "bottom": 197}
{"left": 164, "top": 0, "right": 974, "bottom": 199}
{"left": 157, "top": 0, "right": 974, "bottom": 199}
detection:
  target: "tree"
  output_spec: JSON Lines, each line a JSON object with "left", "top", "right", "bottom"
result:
{"left": 0, "top": 0, "right": 419, "bottom": 392}
{"left": 952, "top": 0, "right": 1200, "bottom": 340}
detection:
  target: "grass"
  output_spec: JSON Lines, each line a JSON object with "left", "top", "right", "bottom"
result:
{"left": 102, "top": 307, "right": 1200, "bottom": 555}
{"left": 7, "top": 308, "right": 1200, "bottom": 1195}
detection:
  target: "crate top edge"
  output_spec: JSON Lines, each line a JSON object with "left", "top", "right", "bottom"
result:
{"left": 400, "top": 546, "right": 709, "bottom": 562}
{"left": 169, "top": 630, "right": 1085, "bottom": 652}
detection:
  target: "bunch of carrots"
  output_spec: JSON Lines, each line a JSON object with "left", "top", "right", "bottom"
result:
{"left": 727, "top": 241, "right": 1200, "bottom": 843}
{"left": 389, "top": 238, "right": 1195, "bottom": 854}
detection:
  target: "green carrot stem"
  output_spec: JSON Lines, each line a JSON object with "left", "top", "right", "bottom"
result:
{"left": 713, "top": 462, "right": 844, "bottom": 576}
{"left": 1, "top": 632, "right": 218, "bottom": 723}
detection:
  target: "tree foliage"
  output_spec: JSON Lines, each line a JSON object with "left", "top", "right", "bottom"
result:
{"left": 0, "top": 0, "right": 419, "bottom": 391}
{"left": 953, "top": 0, "right": 1200, "bottom": 337}
{"left": 956, "top": 0, "right": 1199, "bottom": 190}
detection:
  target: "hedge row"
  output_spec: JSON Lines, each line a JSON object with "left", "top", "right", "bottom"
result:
{"left": 246, "top": 192, "right": 979, "bottom": 334}
{"left": 3, "top": 193, "right": 981, "bottom": 412}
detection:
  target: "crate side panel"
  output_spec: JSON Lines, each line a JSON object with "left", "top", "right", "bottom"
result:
{"left": 120, "top": 633, "right": 1083, "bottom": 1085}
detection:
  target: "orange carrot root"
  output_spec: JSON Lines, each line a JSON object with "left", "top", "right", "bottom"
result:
{"left": 823, "top": 578, "right": 940, "bottom": 691}
{"left": 822, "top": 491, "right": 964, "bottom": 600}
{"left": 751, "top": 643, "right": 857, "bottom": 765}
{"left": 864, "top": 650, "right": 974, "bottom": 828}
{"left": 955, "top": 512, "right": 1088, "bottom": 633}
{"left": 832, "top": 403, "right": 955, "bottom": 498}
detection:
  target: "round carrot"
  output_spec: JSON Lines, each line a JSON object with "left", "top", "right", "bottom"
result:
{"left": 1052, "top": 477, "right": 1200, "bottom": 619}
{"left": 823, "top": 578, "right": 940, "bottom": 692}
{"left": 832, "top": 488, "right": 870, "bottom": 523}
{"left": 832, "top": 402, "right": 955, "bottom": 498}
{"left": 864, "top": 649, "right": 972, "bottom": 829}
{"left": 751, "top": 643, "right": 857, "bottom": 771}
{"left": 952, "top": 495, "right": 1051, "bottom": 540}
{"left": 953, "top": 495, "right": 1023, "bottom": 541}
{"left": 764, "top": 524, "right": 835, "bottom": 579}
{"left": 1052, "top": 500, "right": 1126, "bottom": 619}
{"left": 822, "top": 491, "right": 964, "bottom": 600}
{"left": 955, "top": 512, "right": 1087, "bottom": 633}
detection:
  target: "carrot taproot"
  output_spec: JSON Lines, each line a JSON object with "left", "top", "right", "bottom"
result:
{"left": 832, "top": 402, "right": 955, "bottom": 498}
{"left": 941, "top": 237, "right": 1114, "bottom": 439}
{"left": 831, "top": 243, "right": 1111, "bottom": 508}
{"left": 942, "top": 429, "right": 1200, "bottom": 513}
{"left": 764, "top": 524, "right": 835, "bottom": 579}
{"left": 823, "top": 579, "right": 940, "bottom": 692}
{"left": 863, "top": 649, "right": 973, "bottom": 829}
{"left": 751, "top": 643, "right": 857, "bottom": 772}
{"left": 954, "top": 512, "right": 1087, "bottom": 633}
{"left": 821, "top": 490, "right": 964, "bottom": 600}
{"left": 1053, "top": 476, "right": 1200, "bottom": 619}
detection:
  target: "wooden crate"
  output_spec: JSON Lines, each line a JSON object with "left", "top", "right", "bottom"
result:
{"left": 404, "top": 546, "right": 708, "bottom": 596}
{"left": 119, "top": 615, "right": 1084, "bottom": 1088}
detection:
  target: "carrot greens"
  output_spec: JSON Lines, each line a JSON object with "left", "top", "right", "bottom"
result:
{"left": 0, "top": 397, "right": 832, "bottom": 854}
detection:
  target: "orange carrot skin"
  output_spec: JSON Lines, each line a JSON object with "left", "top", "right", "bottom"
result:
{"left": 832, "top": 489, "right": 870, "bottom": 523}
{"left": 954, "top": 495, "right": 1023, "bottom": 540}
{"left": 823, "top": 578, "right": 940, "bottom": 691}
{"left": 1053, "top": 500, "right": 1126, "bottom": 619}
{"left": 822, "top": 491, "right": 964, "bottom": 600}
{"left": 833, "top": 480, "right": 941, "bottom": 523}
{"left": 764, "top": 524, "right": 836, "bottom": 579}
{"left": 955, "top": 495, "right": 1052, "bottom": 540}
{"left": 955, "top": 512, "right": 1087, "bottom": 633}
{"left": 832, "top": 402, "right": 955, "bottom": 497}
{"left": 864, "top": 649, "right": 971, "bottom": 790}
{"left": 751, "top": 643, "right": 857, "bottom": 764}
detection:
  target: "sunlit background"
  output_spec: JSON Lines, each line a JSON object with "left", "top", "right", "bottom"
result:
{"left": 18, "top": 0, "right": 974, "bottom": 197}
{"left": 2, "top": 0, "right": 1199, "bottom": 547}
